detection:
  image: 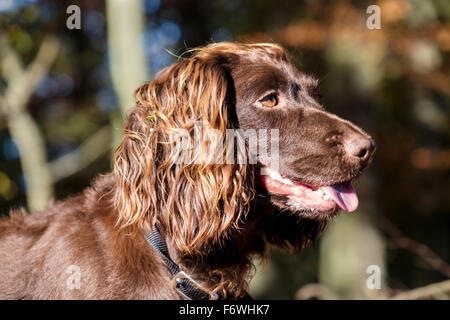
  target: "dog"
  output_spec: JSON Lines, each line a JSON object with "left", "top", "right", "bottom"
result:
{"left": 0, "top": 42, "right": 375, "bottom": 299}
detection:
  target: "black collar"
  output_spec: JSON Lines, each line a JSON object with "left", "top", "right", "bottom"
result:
{"left": 145, "top": 226, "right": 253, "bottom": 300}
{"left": 145, "top": 226, "right": 219, "bottom": 300}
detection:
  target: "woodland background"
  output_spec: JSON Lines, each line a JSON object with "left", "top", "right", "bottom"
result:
{"left": 0, "top": 0, "right": 449, "bottom": 299}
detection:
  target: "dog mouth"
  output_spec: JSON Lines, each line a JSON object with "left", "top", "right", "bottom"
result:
{"left": 259, "top": 167, "right": 359, "bottom": 213}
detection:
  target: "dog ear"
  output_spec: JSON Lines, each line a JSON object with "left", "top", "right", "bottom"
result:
{"left": 113, "top": 54, "right": 254, "bottom": 255}
{"left": 113, "top": 103, "right": 158, "bottom": 234}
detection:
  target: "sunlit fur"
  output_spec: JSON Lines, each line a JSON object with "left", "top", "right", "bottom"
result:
{"left": 112, "top": 43, "right": 297, "bottom": 297}
{"left": 0, "top": 42, "right": 374, "bottom": 299}
{"left": 113, "top": 44, "right": 296, "bottom": 296}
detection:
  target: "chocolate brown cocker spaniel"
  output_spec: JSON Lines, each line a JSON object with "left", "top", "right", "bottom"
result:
{"left": 0, "top": 42, "right": 375, "bottom": 299}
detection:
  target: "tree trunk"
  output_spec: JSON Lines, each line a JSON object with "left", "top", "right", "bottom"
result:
{"left": 106, "top": 0, "right": 148, "bottom": 147}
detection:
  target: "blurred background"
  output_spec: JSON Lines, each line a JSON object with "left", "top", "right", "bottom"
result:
{"left": 0, "top": 0, "right": 449, "bottom": 299}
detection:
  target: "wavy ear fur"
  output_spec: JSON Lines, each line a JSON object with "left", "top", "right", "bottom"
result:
{"left": 113, "top": 48, "right": 255, "bottom": 256}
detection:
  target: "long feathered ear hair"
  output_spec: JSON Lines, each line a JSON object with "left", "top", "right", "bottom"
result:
{"left": 113, "top": 44, "right": 255, "bottom": 256}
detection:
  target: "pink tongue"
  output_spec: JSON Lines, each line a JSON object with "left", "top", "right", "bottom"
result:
{"left": 322, "top": 182, "right": 359, "bottom": 212}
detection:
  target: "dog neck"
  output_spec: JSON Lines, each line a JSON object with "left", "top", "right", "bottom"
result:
{"left": 145, "top": 199, "right": 274, "bottom": 299}
{"left": 91, "top": 174, "right": 324, "bottom": 299}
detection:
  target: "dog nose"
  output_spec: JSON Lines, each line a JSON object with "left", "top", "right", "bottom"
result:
{"left": 344, "top": 137, "right": 376, "bottom": 161}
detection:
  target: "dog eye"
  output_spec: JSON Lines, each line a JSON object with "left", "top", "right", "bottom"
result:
{"left": 260, "top": 94, "right": 278, "bottom": 107}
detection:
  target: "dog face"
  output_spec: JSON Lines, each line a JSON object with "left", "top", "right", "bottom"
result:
{"left": 227, "top": 47, "right": 375, "bottom": 220}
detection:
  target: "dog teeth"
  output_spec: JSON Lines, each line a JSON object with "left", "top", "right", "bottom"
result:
{"left": 316, "top": 188, "right": 332, "bottom": 201}
{"left": 267, "top": 168, "right": 294, "bottom": 185}
{"left": 280, "top": 177, "right": 294, "bottom": 185}
{"left": 316, "top": 189, "right": 324, "bottom": 198}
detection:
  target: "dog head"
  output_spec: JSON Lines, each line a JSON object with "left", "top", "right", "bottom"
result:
{"left": 225, "top": 43, "right": 375, "bottom": 221}
{"left": 113, "top": 42, "right": 375, "bottom": 255}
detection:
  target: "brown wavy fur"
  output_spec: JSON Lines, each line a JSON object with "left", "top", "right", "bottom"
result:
{"left": 1, "top": 42, "right": 367, "bottom": 299}
{"left": 114, "top": 44, "right": 259, "bottom": 252}
{"left": 113, "top": 44, "right": 284, "bottom": 297}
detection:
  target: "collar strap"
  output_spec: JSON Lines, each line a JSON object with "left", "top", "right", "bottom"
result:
{"left": 145, "top": 226, "right": 219, "bottom": 300}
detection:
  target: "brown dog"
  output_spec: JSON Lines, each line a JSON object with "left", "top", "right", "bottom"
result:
{"left": 0, "top": 42, "right": 375, "bottom": 299}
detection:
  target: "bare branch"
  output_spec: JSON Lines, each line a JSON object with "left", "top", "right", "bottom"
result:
{"left": 0, "top": 35, "right": 60, "bottom": 212}
{"left": 392, "top": 280, "right": 450, "bottom": 300}
{"left": 50, "top": 126, "right": 112, "bottom": 182}
{"left": 7, "top": 112, "right": 53, "bottom": 212}
{"left": 377, "top": 217, "right": 450, "bottom": 279}
{"left": 0, "top": 34, "right": 24, "bottom": 81}
{"left": 24, "top": 35, "right": 60, "bottom": 94}
{"left": 295, "top": 283, "right": 340, "bottom": 300}
{"left": 4, "top": 35, "right": 60, "bottom": 114}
